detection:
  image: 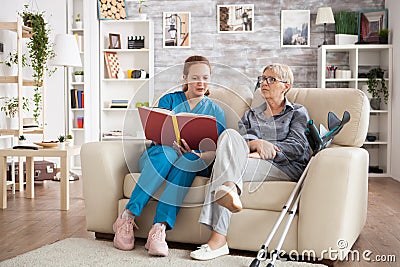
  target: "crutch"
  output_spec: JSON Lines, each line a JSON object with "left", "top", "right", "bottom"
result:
{"left": 249, "top": 111, "right": 350, "bottom": 267}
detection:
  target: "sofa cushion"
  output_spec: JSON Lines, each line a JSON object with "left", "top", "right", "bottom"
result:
{"left": 251, "top": 88, "right": 369, "bottom": 147}
{"left": 124, "top": 173, "right": 295, "bottom": 212}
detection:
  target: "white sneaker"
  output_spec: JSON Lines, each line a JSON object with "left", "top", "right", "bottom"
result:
{"left": 215, "top": 185, "right": 243, "bottom": 213}
{"left": 190, "top": 243, "right": 229, "bottom": 260}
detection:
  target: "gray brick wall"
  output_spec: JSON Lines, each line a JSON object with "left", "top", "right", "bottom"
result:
{"left": 126, "top": 0, "right": 384, "bottom": 95}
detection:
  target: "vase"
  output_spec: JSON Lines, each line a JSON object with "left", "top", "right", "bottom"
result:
{"left": 5, "top": 117, "right": 18, "bottom": 129}
{"left": 138, "top": 13, "right": 147, "bottom": 20}
{"left": 74, "top": 75, "right": 83, "bottom": 83}
{"left": 58, "top": 142, "right": 66, "bottom": 149}
{"left": 335, "top": 34, "right": 358, "bottom": 45}
{"left": 379, "top": 36, "right": 388, "bottom": 44}
{"left": 75, "top": 21, "right": 83, "bottom": 29}
{"left": 370, "top": 98, "right": 381, "bottom": 110}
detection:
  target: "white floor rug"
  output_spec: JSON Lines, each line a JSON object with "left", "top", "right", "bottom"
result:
{"left": 0, "top": 238, "right": 326, "bottom": 267}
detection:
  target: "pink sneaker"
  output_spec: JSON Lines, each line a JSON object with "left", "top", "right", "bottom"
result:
{"left": 112, "top": 210, "right": 138, "bottom": 250}
{"left": 145, "top": 223, "right": 169, "bottom": 256}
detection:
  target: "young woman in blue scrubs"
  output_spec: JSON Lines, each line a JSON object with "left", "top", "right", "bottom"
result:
{"left": 112, "top": 55, "right": 226, "bottom": 257}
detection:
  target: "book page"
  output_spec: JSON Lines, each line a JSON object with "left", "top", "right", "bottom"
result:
{"left": 176, "top": 112, "right": 215, "bottom": 119}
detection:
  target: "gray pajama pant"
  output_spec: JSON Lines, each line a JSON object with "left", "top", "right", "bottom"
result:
{"left": 199, "top": 129, "right": 292, "bottom": 236}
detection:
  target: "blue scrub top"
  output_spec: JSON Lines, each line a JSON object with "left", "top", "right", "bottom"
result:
{"left": 158, "top": 91, "right": 226, "bottom": 135}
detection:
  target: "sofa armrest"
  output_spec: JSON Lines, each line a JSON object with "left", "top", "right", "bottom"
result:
{"left": 81, "top": 140, "right": 147, "bottom": 234}
{"left": 298, "top": 146, "right": 368, "bottom": 260}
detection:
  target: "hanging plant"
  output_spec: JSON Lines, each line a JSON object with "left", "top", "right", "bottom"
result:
{"left": 18, "top": 4, "right": 55, "bottom": 125}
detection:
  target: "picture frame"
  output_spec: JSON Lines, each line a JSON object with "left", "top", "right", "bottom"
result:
{"left": 163, "top": 12, "right": 191, "bottom": 48}
{"left": 109, "top": 33, "right": 121, "bottom": 49}
{"left": 98, "top": 0, "right": 127, "bottom": 20}
{"left": 358, "top": 9, "right": 388, "bottom": 44}
{"left": 281, "top": 10, "right": 310, "bottom": 47}
{"left": 104, "top": 52, "right": 120, "bottom": 79}
{"left": 217, "top": 4, "right": 254, "bottom": 33}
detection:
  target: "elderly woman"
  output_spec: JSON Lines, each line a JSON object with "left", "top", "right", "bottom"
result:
{"left": 190, "top": 63, "right": 310, "bottom": 261}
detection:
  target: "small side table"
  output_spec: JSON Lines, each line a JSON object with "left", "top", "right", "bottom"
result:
{"left": 0, "top": 145, "right": 81, "bottom": 211}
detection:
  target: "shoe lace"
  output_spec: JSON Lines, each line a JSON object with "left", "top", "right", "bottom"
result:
{"left": 151, "top": 228, "right": 165, "bottom": 242}
{"left": 124, "top": 218, "right": 139, "bottom": 233}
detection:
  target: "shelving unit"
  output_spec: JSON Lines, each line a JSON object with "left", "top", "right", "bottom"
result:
{"left": 0, "top": 18, "right": 46, "bottom": 190}
{"left": 67, "top": 0, "right": 87, "bottom": 169}
{"left": 99, "top": 20, "right": 154, "bottom": 141}
{"left": 0, "top": 18, "right": 45, "bottom": 138}
{"left": 318, "top": 45, "right": 393, "bottom": 177}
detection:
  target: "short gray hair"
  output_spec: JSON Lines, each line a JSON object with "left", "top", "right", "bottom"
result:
{"left": 262, "top": 63, "right": 294, "bottom": 86}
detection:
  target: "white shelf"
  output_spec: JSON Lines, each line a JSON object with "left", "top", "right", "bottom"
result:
{"left": 370, "top": 110, "right": 388, "bottom": 113}
{"left": 71, "top": 82, "right": 84, "bottom": 85}
{"left": 67, "top": 0, "right": 88, "bottom": 169}
{"left": 364, "top": 141, "right": 388, "bottom": 145}
{"left": 318, "top": 45, "right": 392, "bottom": 177}
{"left": 100, "top": 20, "right": 154, "bottom": 141}
{"left": 102, "top": 78, "right": 149, "bottom": 82}
{"left": 368, "top": 173, "right": 389, "bottom": 178}
{"left": 103, "top": 48, "right": 149, "bottom": 52}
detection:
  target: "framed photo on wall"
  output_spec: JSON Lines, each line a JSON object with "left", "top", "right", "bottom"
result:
{"left": 281, "top": 10, "right": 310, "bottom": 47}
{"left": 358, "top": 9, "right": 388, "bottom": 44}
{"left": 217, "top": 4, "right": 254, "bottom": 33}
{"left": 109, "top": 33, "right": 121, "bottom": 49}
{"left": 163, "top": 12, "right": 191, "bottom": 48}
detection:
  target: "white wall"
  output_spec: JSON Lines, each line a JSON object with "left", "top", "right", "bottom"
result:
{"left": 0, "top": 0, "right": 66, "bottom": 141}
{"left": 386, "top": 0, "right": 400, "bottom": 181}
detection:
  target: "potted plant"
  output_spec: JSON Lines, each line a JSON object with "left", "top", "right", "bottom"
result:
{"left": 18, "top": 135, "right": 27, "bottom": 145}
{"left": 0, "top": 51, "right": 29, "bottom": 76}
{"left": 334, "top": 11, "right": 358, "bottom": 45}
{"left": 75, "top": 13, "right": 83, "bottom": 29}
{"left": 74, "top": 70, "right": 84, "bottom": 83}
{"left": 367, "top": 67, "right": 388, "bottom": 110}
{"left": 57, "top": 135, "right": 66, "bottom": 149}
{"left": 18, "top": 4, "right": 55, "bottom": 126}
{"left": 66, "top": 134, "right": 73, "bottom": 146}
{"left": 0, "top": 96, "right": 30, "bottom": 129}
{"left": 138, "top": 0, "right": 148, "bottom": 20}
{"left": 378, "top": 29, "right": 389, "bottom": 44}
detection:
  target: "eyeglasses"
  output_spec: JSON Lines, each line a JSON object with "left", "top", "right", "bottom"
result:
{"left": 257, "top": 76, "right": 287, "bottom": 85}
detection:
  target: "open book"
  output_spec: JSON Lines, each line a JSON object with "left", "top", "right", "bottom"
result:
{"left": 138, "top": 106, "right": 219, "bottom": 151}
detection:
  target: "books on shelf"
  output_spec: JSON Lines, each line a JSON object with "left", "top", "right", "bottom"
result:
{"left": 71, "top": 89, "right": 84, "bottom": 108}
{"left": 138, "top": 106, "right": 218, "bottom": 151}
{"left": 109, "top": 99, "right": 128, "bottom": 108}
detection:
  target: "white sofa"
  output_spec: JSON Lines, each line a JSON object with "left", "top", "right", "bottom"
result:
{"left": 81, "top": 87, "right": 369, "bottom": 260}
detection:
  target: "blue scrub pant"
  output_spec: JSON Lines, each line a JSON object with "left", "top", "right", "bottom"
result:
{"left": 125, "top": 145, "right": 209, "bottom": 230}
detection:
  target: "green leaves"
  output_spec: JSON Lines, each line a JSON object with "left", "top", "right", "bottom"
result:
{"left": 334, "top": 11, "right": 358, "bottom": 35}
{"left": 0, "top": 96, "right": 30, "bottom": 118}
{"left": 367, "top": 67, "right": 388, "bottom": 104}
{"left": 19, "top": 5, "right": 55, "bottom": 125}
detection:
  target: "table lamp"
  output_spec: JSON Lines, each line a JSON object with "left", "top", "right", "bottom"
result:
{"left": 316, "top": 7, "right": 335, "bottom": 46}
{"left": 50, "top": 34, "right": 82, "bottom": 137}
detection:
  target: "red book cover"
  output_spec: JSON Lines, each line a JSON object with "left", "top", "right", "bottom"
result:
{"left": 138, "top": 106, "right": 218, "bottom": 151}
{"left": 81, "top": 92, "right": 84, "bottom": 108}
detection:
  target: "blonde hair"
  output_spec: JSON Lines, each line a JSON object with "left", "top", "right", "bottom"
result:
{"left": 263, "top": 63, "right": 294, "bottom": 86}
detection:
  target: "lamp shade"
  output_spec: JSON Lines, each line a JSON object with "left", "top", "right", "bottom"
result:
{"left": 316, "top": 7, "right": 335, "bottom": 25}
{"left": 50, "top": 34, "right": 82, "bottom": 67}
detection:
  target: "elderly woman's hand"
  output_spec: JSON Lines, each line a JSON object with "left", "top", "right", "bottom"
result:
{"left": 248, "top": 139, "right": 280, "bottom": 160}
